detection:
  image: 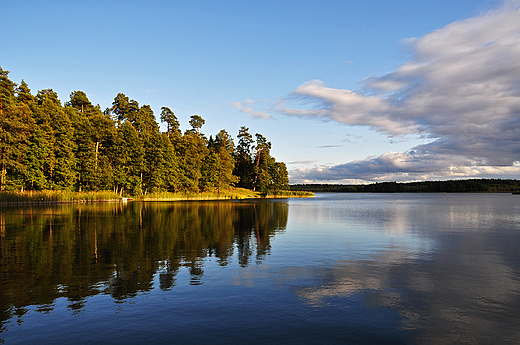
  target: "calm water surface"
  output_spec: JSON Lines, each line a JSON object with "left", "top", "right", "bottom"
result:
{"left": 1, "top": 193, "right": 520, "bottom": 344}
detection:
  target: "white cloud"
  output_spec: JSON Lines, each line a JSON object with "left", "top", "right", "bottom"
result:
{"left": 229, "top": 98, "right": 257, "bottom": 109}
{"left": 282, "top": 3, "right": 520, "bottom": 183}
{"left": 283, "top": 80, "right": 417, "bottom": 135}
{"left": 287, "top": 160, "right": 317, "bottom": 165}
{"left": 229, "top": 99, "right": 273, "bottom": 119}
{"left": 239, "top": 106, "right": 273, "bottom": 119}
{"left": 318, "top": 145, "right": 342, "bottom": 148}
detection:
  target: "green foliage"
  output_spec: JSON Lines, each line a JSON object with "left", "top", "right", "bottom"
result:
{"left": 0, "top": 67, "right": 16, "bottom": 114}
{"left": 15, "top": 80, "right": 35, "bottom": 105}
{"left": 177, "top": 131, "right": 209, "bottom": 192}
{"left": 249, "top": 133, "right": 287, "bottom": 193}
{"left": 189, "top": 114, "right": 205, "bottom": 134}
{"left": 66, "top": 90, "right": 94, "bottom": 113}
{"left": 0, "top": 66, "right": 290, "bottom": 197}
{"left": 202, "top": 130, "right": 239, "bottom": 191}
{"left": 50, "top": 104, "right": 77, "bottom": 189}
{"left": 262, "top": 190, "right": 314, "bottom": 197}
{"left": 160, "top": 106, "right": 181, "bottom": 139}
{"left": 115, "top": 121, "right": 145, "bottom": 195}
{"left": 234, "top": 126, "right": 254, "bottom": 189}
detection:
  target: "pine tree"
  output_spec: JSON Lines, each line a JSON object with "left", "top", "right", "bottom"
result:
{"left": 111, "top": 121, "right": 145, "bottom": 196}
{"left": 47, "top": 96, "right": 77, "bottom": 189}
{"left": 253, "top": 133, "right": 271, "bottom": 192}
{"left": 177, "top": 131, "right": 209, "bottom": 192}
{"left": 160, "top": 107, "right": 181, "bottom": 140}
{"left": 234, "top": 126, "right": 254, "bottom": 189}
{"left": 66, "top": 91, "right": 116, "bottom": 191}
{"left": 0, "top": 67, "right": 16, "bottom": 116}
{"left": 15, "top": 80, "right": 35, "bottom": 105}
{"left": 204, "top": 129, "right": 238, "bottom": 191}
{"left": 0, "top": 67, "right": 19, "bottom": 189}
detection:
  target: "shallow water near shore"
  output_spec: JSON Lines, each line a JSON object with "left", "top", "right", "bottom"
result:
{"left": 1, "top": 193, "right": 520, "bottom": 344}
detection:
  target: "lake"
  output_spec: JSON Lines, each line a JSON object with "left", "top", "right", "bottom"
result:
{"left": 1, "top": 193, "right": 520, "bottom": 344}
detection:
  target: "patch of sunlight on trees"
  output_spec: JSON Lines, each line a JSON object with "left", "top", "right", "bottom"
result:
{"left": 0, "top": 67, "right": 301, "bottom": 202}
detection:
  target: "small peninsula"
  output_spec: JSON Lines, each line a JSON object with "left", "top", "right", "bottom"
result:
{"left": 0, "top": 67, "right": 313, "bottom": 202}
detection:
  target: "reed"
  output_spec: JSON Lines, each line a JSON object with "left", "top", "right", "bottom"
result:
{"left": 0, "top": 188, "right": 312, "bottom": 204}
{"left": 138, "top": 188, "right": 261, "bottom": 201}
{"left": 0, "top": 190, "right": 120, "bottom": 203}
{"left": 262, "top": 190, "right": 314, "bottom": 198}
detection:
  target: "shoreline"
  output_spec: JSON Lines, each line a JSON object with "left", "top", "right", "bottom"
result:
{"left": 0, "top": 193, "right": 314, "bottom": 206}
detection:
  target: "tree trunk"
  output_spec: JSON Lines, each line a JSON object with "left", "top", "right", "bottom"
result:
{"left": 95, "top": 141, "right": 99, "bottom": 171}
{"left": 0, "top": 166, "right": 5, "bottom": 191}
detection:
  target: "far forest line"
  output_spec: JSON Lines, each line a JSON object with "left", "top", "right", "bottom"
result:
{"left": 0, "top": 67, "right": 289, "bottom": 195}
{"left": 290, "top": 179, "right": 520, "bottom": 193}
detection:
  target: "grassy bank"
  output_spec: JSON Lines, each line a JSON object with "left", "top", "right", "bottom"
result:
{"left": 262, "top": 190, "right": 314, "bottom": 198}
{"left": 137, "top": 188, "right": 260, "bottom": 201}
{"left": 0, "top": 190, "right": 121, "bottom": 204}
{"left": 138, "top": 188, "right": 314, "bottom": 200}
{"left": 0, "top": 188, "right": 314, "bottom": 205}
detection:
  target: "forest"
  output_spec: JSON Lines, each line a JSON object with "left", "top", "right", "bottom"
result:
{"left": 291, "top": 179, "right": 520, "bottom": 193}
{"left": 0, "top": 67, "right": 289, "bottom": 196}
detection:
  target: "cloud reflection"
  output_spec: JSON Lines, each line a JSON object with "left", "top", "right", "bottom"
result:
{"left": 290, "top": 234, "right": 520, "bottom": 343}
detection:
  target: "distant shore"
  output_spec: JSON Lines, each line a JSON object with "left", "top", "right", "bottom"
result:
{"left": 290, "top": 179, "right": 520, "bottom": 193}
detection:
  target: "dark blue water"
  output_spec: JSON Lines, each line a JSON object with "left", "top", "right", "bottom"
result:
{"left": 1, "top": 194, "right": 520, "bottom": 344}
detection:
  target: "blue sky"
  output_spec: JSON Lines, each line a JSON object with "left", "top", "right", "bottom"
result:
{"left": 2, "top": 0, "right": 519, "bottom": 183}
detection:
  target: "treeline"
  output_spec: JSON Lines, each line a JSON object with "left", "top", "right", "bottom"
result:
{"left": 291, "top": 179, "right": 520, "bottom": 193}
{"left": 0, "top": 67, "right": 289, "bottom": 195}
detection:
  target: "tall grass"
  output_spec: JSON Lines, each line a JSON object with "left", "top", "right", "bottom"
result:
{"left": 0, "top": 190, "right": 120, "bottom": 204}
{"left": 138, "top": 188, "right": 260, "bottom": 200}
{"left": 0, "top": 188, "right": 313, "bottom": 204}
{"left": 262, "top": 190, "right": 314, "bottom": 198}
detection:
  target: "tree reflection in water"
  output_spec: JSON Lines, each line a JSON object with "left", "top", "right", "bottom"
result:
{"left": 0, "top": 200, "right": 288, "bottom": 327}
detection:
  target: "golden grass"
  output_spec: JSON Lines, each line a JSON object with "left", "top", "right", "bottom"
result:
{"left": 138, "top": 187, "right": 261, "bottom": 201}
{"left": 0, "top": 190, "right": 120, "bottom": 203}
{"left": 262, "top": 190, "right": 314, "bottom": 198}
{"left": 0, "top": 188, "right": 313, "bottom": 204}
